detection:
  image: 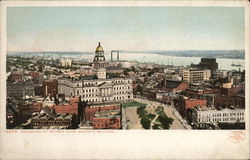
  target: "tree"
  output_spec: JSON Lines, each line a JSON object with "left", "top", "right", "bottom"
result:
{"left": 141, "top": 117, "right": 151, "bottom": 129}
{"left": 158, "top": 115, "right": 173, "bottom": 129}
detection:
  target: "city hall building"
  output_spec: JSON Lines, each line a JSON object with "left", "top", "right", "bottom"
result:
{"left": 58, "top": 42, "right": 133, "bottom": 103}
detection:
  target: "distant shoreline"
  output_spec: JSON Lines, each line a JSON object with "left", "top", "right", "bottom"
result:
{"left": 7, "top": 49, "right": 245, "bottom": 60}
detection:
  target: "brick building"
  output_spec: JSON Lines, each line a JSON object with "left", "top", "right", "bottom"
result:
{"left": 11, "top": 70, "right": 24, "bottom": 82}
{"left": 221, "top": 84, "right": 243, "bottom": 96}
{"left": 34, "top": 85, "right": 43, "bottom": 96}
{"left": 179, "top": 96, "right": 207, "bottom": 117}
{"left": 7, "top": 82, "right": 24, "bottom": 99}
{"left": 7, "top": 80, "right": 39, "bottom": 99}
{"left": 50, "top": 97, "right": 79, "bottom": 115}
{"left": 185, "top": 88, "right": 219, "bottom": 99}
{"left": 214, "top": 95, "right": 245, "bottom": 109}
{"left": 31, "top": 113, "right": 73, "bottom": 129}
{"left": 162, "top": 79, "right": 189, "bottom": 92}
{"left": 18, "top": 102, "right": 43, "bottom": 123}
{"left": 85, "top": 103, "right": 120, "bottom": 121}
{"left": 92, "top": 109, "right": 121, "bottom": 129}
{"left": 42, "top": 79, "right": 58, "bottom": 97}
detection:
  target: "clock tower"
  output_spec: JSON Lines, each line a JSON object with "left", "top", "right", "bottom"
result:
{"left": 92, "top": 42, "right": 107, "bottom": 79}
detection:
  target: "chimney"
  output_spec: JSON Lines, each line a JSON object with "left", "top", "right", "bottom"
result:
{"left": 111, "top": 51, "right": 113, "bottom": 62}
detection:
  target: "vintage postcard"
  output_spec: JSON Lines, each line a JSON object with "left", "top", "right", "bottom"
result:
{"left": 0, "top": 0, "right": 249, "bottom": 159}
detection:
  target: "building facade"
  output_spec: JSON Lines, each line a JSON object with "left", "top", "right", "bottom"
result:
{"left": 31, "top": 113, "right": 73, "bottom": 129}
{"left": 58, "top": 43, "right": 133, "bottom": 103}
{"left": 183, "top": 69, "right": 211, "bottom": 83}
{"left": 192, "top": 106, "right": 245, "bottom": 128}
{"left": 42, "top": 79, "right": 58, "bottom": 97}
{"left": 7, "top": 81, "right": 38, "bottom": 99}
{"left": 60, "top": 59, "right": 72, "bottom": 67}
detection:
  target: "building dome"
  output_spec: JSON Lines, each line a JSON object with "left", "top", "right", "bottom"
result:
{"left": 96, "top": 42, "right": 104, "bottom": 52}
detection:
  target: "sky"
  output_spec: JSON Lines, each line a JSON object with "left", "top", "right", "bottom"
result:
{"left": 7, "top": 7, "right": 245, "bottom": 52}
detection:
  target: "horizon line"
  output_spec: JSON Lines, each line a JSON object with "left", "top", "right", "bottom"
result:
{"left": 7, "top": 49, "right": 245, "bottom": 53}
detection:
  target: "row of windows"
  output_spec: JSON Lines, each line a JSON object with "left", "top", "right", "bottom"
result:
{"left": 94, "top": 119, "right": 120, "bottom": 124}
{"left": 74, "top": 80, "right": 131, "bottom": 87}
{"left": 114, "top": 91, "right": 130, "bottom": 94}
{"left": 115, "top": 80, "right": 130, "bottom": 84}
{"left": 212, "top": 112, "right": 244, "bottom": 117}
{"left": 32, "top": 121, "right": 70, "bottom": 125}
{"left": 94, "top": 124, "right": 120, "bottom": 128}
{"left": 198, "top": 117, "right": 244, "bottom": 123}
{"left": 84, "top": 95, "right": 131, "bottom": 102}
{"left": 83, "top": 94, "right": 97, "bottom": 97}
{"left": 199, "top": 113, "right": 244, "bottom": 118}
{"left": 114, "top": 86, "right": 130, "bottom": 90}
{"left": 85, "top": 97, "right": 111, "bottom": 102}
{"left": 82, "top": 89, "right": 97, "bottom": 92}
{"left": 74, "top": 91, "right": 131, "bottom": 97}
{"left": 75, "top": 86, "right": 131, "bottom": 92}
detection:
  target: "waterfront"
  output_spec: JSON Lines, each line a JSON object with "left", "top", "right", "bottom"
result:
{"left": 117, "top": 53, "right": 245, "bottom": 71}
{"left": 13, "top": 51, "right": 245, "bottom": 71}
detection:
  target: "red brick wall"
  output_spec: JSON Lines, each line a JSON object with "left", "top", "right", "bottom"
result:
{"left": 93, "top": 117, "right": 121, "bottom": 129}
{"left": 221, "top": 85, "right": 243, "bottom": 96}
{"left": 85, "top": 105, "right": 120, "bottom": 121}
{"left": 186, "top": 89, "right": 219, "bottom": 98}
{"left": 179, "top": 98, "right": 207, "bottom": 118}
{"left": 174, "top": 82, "right": 189, "bottom": 92}
{"left": 214, "top": 95, "right": 245, "bottom": 108}
{"left": 11, "top": 74, "right": 23, "bottom": 82}
{"left": 70, "top": 97, "right": 79, "bottom": 105}
{"left": 51, "top": 104, "right": 78, "bottom": 115}
{"left": 185, "top": 99, "right": 207, "bottom": 109}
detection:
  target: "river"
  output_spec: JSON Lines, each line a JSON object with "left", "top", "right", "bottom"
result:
{"left": 107, "top": 53, "right": 245, "bottom": 71}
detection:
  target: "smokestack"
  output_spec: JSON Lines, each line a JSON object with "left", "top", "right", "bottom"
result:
{"left": 117, "top": 51, "right": 119, "bottom": 61}
{"left": 111, "top": 51, "right": 113, "bottom": 62}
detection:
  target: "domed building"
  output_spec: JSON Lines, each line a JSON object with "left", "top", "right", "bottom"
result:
{"left": 92, "top": 42, "right": 107, "bottom": 79}
{"left": 58, "top": 42, "right": 133, "bottom": 104}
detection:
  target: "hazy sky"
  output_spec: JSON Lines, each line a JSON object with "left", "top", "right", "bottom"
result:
{"left": 7, "top": 7, "right": 244, "bottom": 52}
